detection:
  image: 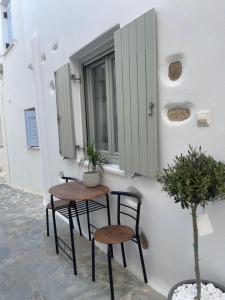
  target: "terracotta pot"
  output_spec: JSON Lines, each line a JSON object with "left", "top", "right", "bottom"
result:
{"left": 168, "top": 279, "right": 225, "bottom": 299}
{"left": 83, "top": 171, "right": 101, "bottom": 187}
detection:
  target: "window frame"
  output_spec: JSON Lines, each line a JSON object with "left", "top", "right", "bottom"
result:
{"left": 77, "top": 25, "right": 120, "bottom": 164}
{"left": 83, "top": 52, "right": 118, "bottom": 163}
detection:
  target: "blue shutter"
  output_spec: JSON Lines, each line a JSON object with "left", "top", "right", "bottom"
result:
{"left": 25, "top": 109, "right": 39, "bottom": 147}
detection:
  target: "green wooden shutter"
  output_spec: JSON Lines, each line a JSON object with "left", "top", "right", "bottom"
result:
{"left": 55, "top": 63, "right": 76, "bottom": 159}
{"left": 114, "top": 8, "right": 158, "bottom": 177}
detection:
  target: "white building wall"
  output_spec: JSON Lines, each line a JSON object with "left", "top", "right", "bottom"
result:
{"left": 0, "top": 0, "right": 43, "bottom": 192}
{"left": 1, "top": 0, "right": 225, "bottom": 296}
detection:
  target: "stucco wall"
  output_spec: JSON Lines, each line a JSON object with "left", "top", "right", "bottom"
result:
{"left": 1, "top": 0, "right": 225, "bottom": 296}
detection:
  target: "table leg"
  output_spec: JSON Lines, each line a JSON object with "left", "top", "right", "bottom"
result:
{"left": 68, "top": 202, "right": 77, "bottom": 275}
{"left": 86, "top": 200, "right": 91, "bottom": 241}
{"left": 51, "top": 195, "right": 59, "bottom": 254}
{"left": 73, "top": 202, "right": 83, "bottom": 236}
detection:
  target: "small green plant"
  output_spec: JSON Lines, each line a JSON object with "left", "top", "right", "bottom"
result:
{"left": 79, "top": 143, "right": 108, "bottom": 173}
{"left": 156, "top": 146, "right": 225, "bottom": 300}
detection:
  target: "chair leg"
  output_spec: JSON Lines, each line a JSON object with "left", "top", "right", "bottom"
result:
{"left": 92, "top": 238, "right": 95, "bottom": 281}
{"left": 106, "top": 194, "right": 113, "bottom": 258}
{"left": 68, "top": 202, "right": 77, "bottom": 275}
{"left": 73, "top": 202, "right": 82, "bottom": 236}
{"left": 46, "top": 208, "right": 49, "bottom": 237}
{"left": 107, "top": 244, "right": 115, "bottom": 300}
{"left": 51, "top": 195, "right": 59, "bottom": 254}
{"left": 121, "top": 243, "right": 127, "bottom": 267}
{"left": 137, "top": 236, "right": 148, "bottom": 283}
{"left": 86, "top": 201, "right": 91, "bottom": 241}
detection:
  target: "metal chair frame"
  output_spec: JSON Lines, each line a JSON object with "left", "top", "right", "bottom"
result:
{"left": 92, "top": 191, "right": 148, "bottom": 300}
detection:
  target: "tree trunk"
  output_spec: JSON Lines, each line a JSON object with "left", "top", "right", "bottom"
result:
{"left": 192, "top": 205, "right": 201, "bottom": 300}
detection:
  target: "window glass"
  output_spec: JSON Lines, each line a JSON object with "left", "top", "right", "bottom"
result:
{"left": 111, "top": 58, "right": 118, "bottom": 152}
{"left": 92, "top": 62, "right": 109, "bottom": 151}
{"left": 83, "top": 53, "right": 118, "bottom": 162}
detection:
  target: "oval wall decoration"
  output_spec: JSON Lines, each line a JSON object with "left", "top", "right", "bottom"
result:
{"left": 168, "top": 61, "right": 182, "bottom": 81}
{"left": 167, "top": 107, "right": 190, "bottom": 122}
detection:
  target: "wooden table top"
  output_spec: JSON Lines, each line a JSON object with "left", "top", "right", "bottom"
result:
{"left": 48, "top": 181, "right": 109, "bottom": 202}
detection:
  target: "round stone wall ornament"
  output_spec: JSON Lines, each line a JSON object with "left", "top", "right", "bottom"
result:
{"left": 167, "top": 107, "right": 190, "bottom": 122}
{"left": 168, "top": 61, "right": 182, "bottom": 81}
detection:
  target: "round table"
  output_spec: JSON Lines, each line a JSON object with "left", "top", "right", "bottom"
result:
{"left": 49, "top": 181, "right": 109, "bottom": 202}
{"left": 48, "top": 181, "right": 110, "bottom": 275}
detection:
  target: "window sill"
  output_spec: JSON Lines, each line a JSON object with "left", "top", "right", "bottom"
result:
{"left": 3, "top": 40, "right": 17, "bottom": 57}
{"left": 76, "top": 155, "right": 125, "bottom": 177}
{"left": 26, "top": 146, "right": 40, "bottom": 150}
{"left": 103, "top": 164, "right": 125, "bottom": 176}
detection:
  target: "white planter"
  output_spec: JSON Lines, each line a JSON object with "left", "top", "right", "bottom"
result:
{"left": 168, "top": 280, "right": 225, "bottom": 300}
{"left": 83, "top": 171, "right": 101, "bottom": 187}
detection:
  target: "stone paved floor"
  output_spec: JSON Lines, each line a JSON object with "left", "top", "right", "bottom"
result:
{"left": 0, "top": 182, "right": 165, "bottom": 300}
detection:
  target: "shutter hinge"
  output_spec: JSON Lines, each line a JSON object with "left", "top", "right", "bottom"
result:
{"left": 3, "top": 12, "right": 7, "bottom": 19}
{"left": 71, "top": 74, "right": 81, "bottom": 82}
{"left": 131, "top": 171, "right": 142, "bottom": 179}
{"left": 75, "top": 145, "right": 85, "bottom": 151}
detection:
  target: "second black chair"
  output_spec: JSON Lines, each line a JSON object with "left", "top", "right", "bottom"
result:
{"left": 92, "top": 191, "right": 147, "bottom": 300}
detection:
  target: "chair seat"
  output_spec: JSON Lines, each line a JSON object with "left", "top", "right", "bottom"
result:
{"left": 94, "top": 225, "right": 135, "bottom": 245}
{"left": 47, "top": 199, "right": 69, "bottom": 210}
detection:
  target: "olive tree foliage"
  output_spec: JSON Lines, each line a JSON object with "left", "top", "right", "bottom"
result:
{"left": 157, "top": 146, "right": 225, "bottom": 300}
{"left": 157, "top": 146, "right": 225, "bottom": 209}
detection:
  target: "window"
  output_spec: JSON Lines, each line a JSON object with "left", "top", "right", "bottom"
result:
{"left": 2, "top": 0, "right": 13, "bottom": 49}
{"left": 24, "top": 108, "right": 39, "bottom": 148}
{"left": 6, "top": 1, "right": 13, "bottom": 45}
{"left": 78, "top": 11, "right": 157, "bottom": 176}
{"left": 83, "top": 53, "right": 118, "bottom": 162}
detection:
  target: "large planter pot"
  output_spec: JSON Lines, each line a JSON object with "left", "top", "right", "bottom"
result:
{"left": 83, "top": 171, "right": 101, "bottom": 187}
{"left": 168, "top": 279, "right": 225, "bottom": 299}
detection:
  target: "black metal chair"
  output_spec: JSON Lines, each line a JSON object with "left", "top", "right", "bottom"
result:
{"left": 46, "top": 176, "right": 82, "bottom": 237}
{"left": 92, "top": 191, "right": 147, "bottom": 300}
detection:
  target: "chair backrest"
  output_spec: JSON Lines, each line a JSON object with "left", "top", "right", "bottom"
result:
{"left": 62, "top": 176, "right": 78, "bottom": 183}
{"left": 111, "top": 191, "right": 142, "bottom": 235}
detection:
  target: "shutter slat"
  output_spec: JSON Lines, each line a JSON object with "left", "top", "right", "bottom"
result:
{"left": 55, "top": 63, "right": 75, "bottom": 159}
{"left": 145, "top": 10, "right": 158, "bottom": 176}
{"left": 121, "top": 26, "right": 133, "bottom": 172}
{"left": 129, "top": 20, "right": 140, "bottom": 173}
{"left": 114, "top": 8, "right": 158, "bottom": 176}
{"left": 137, "top": 15, "right": 148, "bottom": 176}
{"left": 114, "top": 31, "right": 126, "bottom": 170}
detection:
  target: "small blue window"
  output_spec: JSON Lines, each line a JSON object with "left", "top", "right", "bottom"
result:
{"left": 24, "top": 108, "right": 39, "bottom": 148}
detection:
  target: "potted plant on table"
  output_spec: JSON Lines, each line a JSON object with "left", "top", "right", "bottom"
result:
{"left": 157, "top": 146, "right": 225, "bottom": 300}
{"left": 79, "top": 143, "right": 108, "bottom": 187}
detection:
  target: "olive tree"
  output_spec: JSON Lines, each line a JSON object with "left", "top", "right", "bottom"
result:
{"left": 157, "top": 146, "right": 225, "bottom": 300}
